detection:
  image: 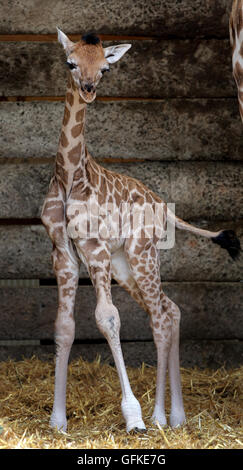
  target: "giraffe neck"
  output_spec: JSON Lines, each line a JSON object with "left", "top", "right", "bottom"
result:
{"left": 230, "top": 1, "right": 243, "bottom": 121}
{"left": 55, "top": 75, "right": 88, "bottom": 198}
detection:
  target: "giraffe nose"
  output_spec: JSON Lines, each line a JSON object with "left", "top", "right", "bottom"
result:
{"left": 84, "top": 83, "right": 94, "bottom": 93}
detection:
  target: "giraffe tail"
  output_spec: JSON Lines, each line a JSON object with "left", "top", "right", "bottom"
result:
{"left": 167, "top": 210, "right": 241, "bottom": 260}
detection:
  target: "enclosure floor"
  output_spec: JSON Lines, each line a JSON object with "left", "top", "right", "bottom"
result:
{"left": 0, "top": 357, "right": 242, "bottom": 449}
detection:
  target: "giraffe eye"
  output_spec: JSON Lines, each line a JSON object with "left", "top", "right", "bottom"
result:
{"left": 66, "top": 62, "right": 77, "bottom": 70}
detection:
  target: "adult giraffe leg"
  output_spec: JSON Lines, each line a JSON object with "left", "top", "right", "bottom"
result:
{"left": 76, "top": 240, "right": 146, "bottom": 432}
{"left": 50, "top": 246, "right": 79, "bottom": 431}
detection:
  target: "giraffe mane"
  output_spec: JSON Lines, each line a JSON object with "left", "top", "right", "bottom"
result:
{"left": 81, "top": 32, "right": 100, "bottom": 45}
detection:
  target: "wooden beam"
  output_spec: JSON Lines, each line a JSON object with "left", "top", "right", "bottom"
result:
{"left": 0, "top": 0, "right": 231, "bottom": 39}
{"left": 0, "top": 339, "right": 242, "bottom": 367}
{"left": 0, "top": 34, "right": 156, "bottom": 42}
{"left": 0, "top": 161, "right": 242, "bottom": 219}
{"left": 0, "top": 283, "right": 242, "bottom": 341}
{"left": 0, "top": 221, "right": 241, "bottom": 281}
{"left": 0, "top": 96, "right": 166, "bottom": 103}
{"left": 0, "top": 39, "right": 235, "bottom": 98}
{"left": 1, "top": 99, "right": 242, "bottom": 161}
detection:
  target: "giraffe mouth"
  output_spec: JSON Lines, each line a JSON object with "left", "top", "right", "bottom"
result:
{"left": 79, "top": 87, "right": 96, "bottom": 104}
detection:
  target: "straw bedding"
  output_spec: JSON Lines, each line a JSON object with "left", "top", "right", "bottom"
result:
{"left": 0, "top": 356, "right": 242, "bottom": 449}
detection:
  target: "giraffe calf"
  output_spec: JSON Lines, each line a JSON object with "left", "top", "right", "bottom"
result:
{"left": 41, "top": 29, "right": 241, "bottom": 433}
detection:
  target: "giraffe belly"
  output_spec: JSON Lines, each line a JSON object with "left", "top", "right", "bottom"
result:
{"left": 111, "top": 246, "right": 131, "bottom": 282}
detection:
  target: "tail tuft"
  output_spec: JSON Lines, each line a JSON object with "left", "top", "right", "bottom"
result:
{"left": 212, "top": 230, "right": 241, "bottom": 260}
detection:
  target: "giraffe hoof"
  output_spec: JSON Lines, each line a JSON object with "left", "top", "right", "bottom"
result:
{"left": 50, "top": 414, "right": 67, "bottom": 432}
{"left": 170, "top": 411, "right": 186, "bottom": 428}
{"left": 134, "top": 426, "right": 147, "bottom": 434}
{"left": 126, "top": 418, "right": 147, "bottom": 434}
{"left": 151, "top": 413, "right": 167, "bottom": 427}
{"left": 127, "top": 424, "right": 147, "bottom": 434}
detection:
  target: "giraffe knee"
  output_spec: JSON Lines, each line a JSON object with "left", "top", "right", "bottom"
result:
{"left": 149, "top": 298, "right": 182, "bottom": 348}
{"left": 150, "top": 312, "right": 173, "bottom": 348}
{"left": 170, "top": 301, "right": 181, "bottom": 325}
{"left": 55, "top": 312, "right": 75, "bottom": 349}
{"left": 162, "top": 295, "right": 181, "bottom": 324}
{"left": 52, "top": 245, "right": 79, "bottom": 279}
{"left": 95, "top": 302, "right": 120, "bottom": 340}
{"left": 162, "top": 297, "right": 181, "bottom": 345}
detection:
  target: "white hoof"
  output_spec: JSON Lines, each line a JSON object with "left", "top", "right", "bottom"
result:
{"left": 170, "top": 411, "right": 186, "bottom": 428}
{"left": 126, "top": 419, "right": 147, "bottom": 433}
{"left": 151, "top": 413, "right": 167, "bottom": 427}
{"left": 50, "top": 413, "right": 67, "bottom": 432}
{"left": 122, "top": 396, "right": 146, "bottom": 433}
{"left": 151, "top": 404, "right": 167, "bottom": 427}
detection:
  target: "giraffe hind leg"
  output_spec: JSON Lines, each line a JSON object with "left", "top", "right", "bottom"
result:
{"left": 160, "top": 289, "right": 186, "bottom": 427}
{"left": 112, "top": 245, "right": 167, "bottom": 426}
{"left": 124, "top": 239, "right": 185, "bottom": 428}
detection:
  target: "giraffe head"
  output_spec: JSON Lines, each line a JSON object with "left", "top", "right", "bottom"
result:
{"left": 57, "top": 28, "right": 131, "bottom": 104}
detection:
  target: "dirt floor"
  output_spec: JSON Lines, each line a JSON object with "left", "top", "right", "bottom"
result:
{"left": 0, "top": 356, "right": 242, "bottom": 449}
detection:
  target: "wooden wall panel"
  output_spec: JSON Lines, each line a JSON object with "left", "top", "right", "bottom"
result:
{"left": 0, "top": 161, "right": 241, "bottom": 220}
{"left": 0, "top": 1, "right": 231, "bottom": 38}
{"left": 0, "top": 222, "right": 242, "bottom": 281}
{"left": 1, "top": 100, "right": 243, "bottom": 161}
{"left": 1, "top": 340, "right": 242, "bottom": 368}
{"left": 0, "top": 39, "right": 235, "bottom": 98}
{"left": 0, "top": 283, "right": 242, "bottom": 341}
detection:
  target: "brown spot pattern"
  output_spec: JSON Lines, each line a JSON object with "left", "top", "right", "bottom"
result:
{"left": 76, "top": 109, "right": 84, "bottom": 122}
{"left": 68, "top": 142, "right": 81, "bottom": 165}
{"left": 56, "top": 163, "right": 69, "bottom": 185}
{"left": 60, "top": 131, "right": 69, "bottom": 148}
{"left": 56, "top": 152, "right": 65, "bottom": 166}
{"left": 66, "top": 92, "right": 74, "bottom": 106}
{"left": 71, "top": 123, "right": 82, "bottom": 138}
{"left": 43, "top": 200, "right": 64, "bottom": 224}
{"left": 73, "top": 167, "right": 83, "bottom": 181}
{"left": 63, "top": 107, "right": 70, "bottom": 126}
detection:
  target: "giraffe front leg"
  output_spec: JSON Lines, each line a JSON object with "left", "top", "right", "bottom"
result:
{"left": 50, "top": 246, "right": 79, "bottom": 432}
{"left": 78, "top": 240, "right": 146, "bottom": 433}
{"left": 95, "top": 299, "right": 146, "bottom": 432}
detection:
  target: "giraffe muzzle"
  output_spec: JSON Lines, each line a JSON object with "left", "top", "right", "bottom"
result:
{"left": 79, "top": 85, "right": 96, "bottom": 103}
{"left": 84, "top": 83, "right": 94, "bottom": 93}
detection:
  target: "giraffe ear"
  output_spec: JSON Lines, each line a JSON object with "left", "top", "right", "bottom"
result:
{"left": 104, "top": 44, "right": 131, "bottom": 64}
{"left": 57, "top": 27, "right": 74, "bottom": 55}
